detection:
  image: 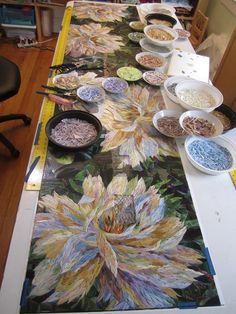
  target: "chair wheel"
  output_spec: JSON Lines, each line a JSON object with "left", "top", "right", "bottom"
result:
{"left": 24, "top": 117, "right": 32, "bottom": 126}
{"left": 11, "top": 149, "right": 20, "bottom": 158}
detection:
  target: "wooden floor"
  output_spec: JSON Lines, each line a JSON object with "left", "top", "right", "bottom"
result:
{"left": 0, "top": 41, "right": 56, "bottom": 287}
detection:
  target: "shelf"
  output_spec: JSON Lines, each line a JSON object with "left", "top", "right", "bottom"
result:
{"left": 37, "top": 3, "right": 65, "bottom": 8}
{"left": 0, "top": 0, "right": 64, "bottom": 7}
{"left": 1, "top": 23, "right": 36, "bottom": 29}
{"left": 0, "top": 1, "right": 34, "bottom": 6}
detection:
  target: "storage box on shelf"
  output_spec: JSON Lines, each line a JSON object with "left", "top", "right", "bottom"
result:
{"left": 0, "top": 0, "right": 67, "bottom": 41}
{"left": 0, "top": 4, "right": 36, "bottom": 38}
{"left": 1, "top": 5, "right": 35, "bottom": 26}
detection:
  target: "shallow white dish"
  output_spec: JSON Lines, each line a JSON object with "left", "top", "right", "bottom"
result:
{"left": 179, "top": 110, "right": 224, "bottom": 138}
{"left": 128, "top": 32, "right": 145, "bottom": 43}
{"left": 163, "top": 76, "right": 191, "bottom": 104}
{"left": 153, "top": 109, "right": 186, "bottom": 138}
{"left": 77, "top": 85, "right": 105, "bottom": 103}
{"left": 143, "top": 71, "right": 168, "bottom": 86}
{"left": 139, "top": 38, "right": 174, "bottom": 58}
{"left": 175, "top": 80, "right": 224, "bottom": 112}
{"left": 129, "top": 21, "right": 145, "bottom": 31}
{"left": 52, "top": 72, "right": 80, "bottom": 90}
{"left": 139, "top": 3, "right": 176, "bottom": 16}
{"left": 175, "top": 28, "right": 191, "bottom": 39}
{"left": 102, "top": 77, "right": 128, "bottom": 94}
{"left": 185, "top": 136, "right": 236, "bottom": 175}
{"left": 144, "top": 25, "right": 178, "bottom": 47}
{"left": 135, "top": 51, "right": 166, "bottom": 71}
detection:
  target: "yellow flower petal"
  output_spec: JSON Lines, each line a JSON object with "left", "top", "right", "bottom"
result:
{"left": 101, "top": 130, "right": 128, "bottom": 152}
{"left": 34, "top": 231, "right": 72, "bottom": 258}
{"left": 97, "top": 231, "right": 118, "bottom": 277}
{"left": 56, "top": 257, "right": 104, "bottom": 304}
{"left": 106, "top": 173, "right": 128, "bottom": 196}
{"left": 162, "top": 287, "right": 179, "bottom": 299}
{"left": 82, "top": 174, "right": 105, "bottom": 201}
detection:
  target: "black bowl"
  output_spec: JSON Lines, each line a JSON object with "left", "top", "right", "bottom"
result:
{"left": 46, "top": 110, "right": 103, "bottom": 150}
{"left": 214, "top": 104, "right": 236, "bottom": 132}
{"left": 145, "top": 13, "right": 177, "bottom": 28}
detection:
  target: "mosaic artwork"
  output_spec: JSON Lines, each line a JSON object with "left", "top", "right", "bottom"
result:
{"left": 20, "top": 2, "right": 220, "bottom": 313}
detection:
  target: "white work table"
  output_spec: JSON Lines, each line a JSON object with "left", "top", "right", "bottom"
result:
{"left": 0, "top": 2, "right": 236, "bottom": 314}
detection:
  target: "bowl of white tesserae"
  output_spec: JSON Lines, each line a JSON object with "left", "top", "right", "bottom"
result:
{"left": 175, "top": 80, "right": 224, "bottom": 112}
{"left": 46, "top": 110, "right": 102, "bottom": 150}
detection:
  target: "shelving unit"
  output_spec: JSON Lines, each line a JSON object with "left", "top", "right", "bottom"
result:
{"left": 0, "top": 0, "right": 67, "bottom": 41}
{"left": 161, "top": 0, "right": 209, "bottom": 22}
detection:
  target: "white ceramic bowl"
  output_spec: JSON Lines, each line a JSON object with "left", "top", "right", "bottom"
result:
{"left": 52, "top": 72, "right": 80, "bottom": 90}
{"left": 139, "top": 3, "right": 176, "bottom": 16}
{"left": 77, "top": 85, "right": 105, "bottom": 103}
{"left": 135, "top": 51, "right": 166, "bottom": 71}
{"left": 164, "top": 76, "right": 191, "bottom": 103}
{"left": 175, "top": 28, "right": 191, "bottom": 39}
{"left": 144, "top": 25, "right": 178, "bottom": 47}
{"left": 143, "top": 71, "right": 168, "bottom": 86}
{"left": 129, "top": 21, "right": 145, "bottom": 31}
{"left": 153, "top": 109, "right": 186, "bottom": 138}
{"left": 128, "top": 32, "right": 145, "bottom": 43}
{"left": 139, "top": 38, "right": 174, "bottom": 58}
{"left": 179, "top": 110, "right": 224, "bottom": 138}
{"left": 175, "top": 80, "right": 224, "bottom": 112}
{"left": 102, "top": 77, "right": 128, "bottom": 94}
{"left": 185, "top": 136, "right": 236, "bottom": 175}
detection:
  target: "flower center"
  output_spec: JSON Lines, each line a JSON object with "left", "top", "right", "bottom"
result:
{"left": 99, "top": 195, "right": 136, "bottom": 234}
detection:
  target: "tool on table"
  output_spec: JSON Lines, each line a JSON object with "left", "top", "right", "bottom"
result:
{"left": 41, "top": 84, "right": 72, "bottom": 93}
{"left": 50, "top": 56, "right": 105, "bottom": 74}
{"left": 41, "top": 84, "right": 77, "bottom": 97}
{"left": 37, "top": 91, "right": 76, "bottom": 106}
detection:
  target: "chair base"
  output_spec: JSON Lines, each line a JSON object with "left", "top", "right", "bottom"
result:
{"left": 0, "top": 133, "right": 20, "bottom": 158}
{"left": 0, "top": 114, "right": 31, "bottom": 125}
{"left": 0, "top": 114, "right": 32, "bottom": 158}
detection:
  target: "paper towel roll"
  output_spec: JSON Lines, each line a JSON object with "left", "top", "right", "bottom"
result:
{"left": 41, "top": 9, "right": 52, "bottom": 37}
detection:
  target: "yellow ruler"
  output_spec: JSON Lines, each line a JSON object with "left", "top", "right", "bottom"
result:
{"left": 230, "top": 169, "right": 236, "bottom": 187}
{"left": 25, "top": 5, "right": 73, "bottom": 191}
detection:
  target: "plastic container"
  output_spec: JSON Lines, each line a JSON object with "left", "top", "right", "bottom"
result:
{"left": 1, "top": 23, "right": 36, "bottom": 39}
{"left": 41, "top": 8, "right": 52, "bottom": 37}
{"left": 1, "top": 5, "right": 35, "bottom": 26}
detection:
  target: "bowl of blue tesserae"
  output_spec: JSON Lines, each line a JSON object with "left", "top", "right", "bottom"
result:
{"left": 185, "top": 136, "right": 236, "bottom": 175}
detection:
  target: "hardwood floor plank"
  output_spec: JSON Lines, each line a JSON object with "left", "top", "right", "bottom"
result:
{"left": 0, "top": 42, "right": 56, "bottom": 286}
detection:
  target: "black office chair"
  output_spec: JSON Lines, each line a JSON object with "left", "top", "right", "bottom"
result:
{"left": 0, "top": 56, "right": 31, "bottom": 158}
